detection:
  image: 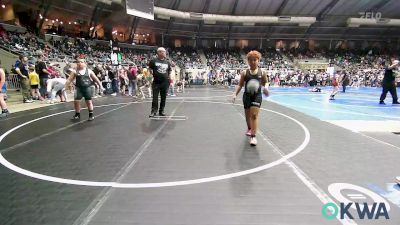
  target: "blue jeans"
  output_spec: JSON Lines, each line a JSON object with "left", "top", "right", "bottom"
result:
{"left": 128, "top": 80, "right": 137, "bottom": 96}
{"left": 1, "top": 83, "right": 6, "bottom": 93}
{"left": 168, "top": 83, "right": 175, "bottom": 95}
{"left": 39, "top": 77, "right": 48, "bottom": 98}
{"left": 111, "top": 79, "right": 118, "bottom": 93}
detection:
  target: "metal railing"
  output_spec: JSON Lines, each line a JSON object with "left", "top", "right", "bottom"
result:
{"left": 6, "top": 74, "right": 21, "bottom": 90}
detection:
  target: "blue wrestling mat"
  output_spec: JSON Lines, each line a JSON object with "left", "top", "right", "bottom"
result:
{"left": 267, "top": 87, "right": 400, "bottom": 121}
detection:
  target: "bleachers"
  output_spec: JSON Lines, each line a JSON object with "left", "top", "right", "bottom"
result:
{"left": 169, "top": 47, "right": 204, "bottom": 69}
{"left": 204, "top": 48, "right": 244, "bottom": 70}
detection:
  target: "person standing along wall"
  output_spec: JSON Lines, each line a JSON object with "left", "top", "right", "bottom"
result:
{"left": 14, "top": 56, "right": 33, "bottom": 103}
{"left": 36, "top": 53, "right": 50, "bottom": 99}
{"left": 0, "top": 60, "right": 10, "bottom": 118}
{"left": 128, "top": 64, "right": 137, "bottom": 97}
{"left": 28, "top": 63, "right": 40, "bottom": 100}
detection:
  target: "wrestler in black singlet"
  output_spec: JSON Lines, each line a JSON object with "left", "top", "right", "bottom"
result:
{"left": 243, "top": 69, "right": 263, "bottom": 109}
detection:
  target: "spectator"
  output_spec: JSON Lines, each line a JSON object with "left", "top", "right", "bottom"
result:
{"left": 128, "top": 64, "right": 137, "bottom": 97}
{"left": 36, "top": 53, "right": 50, "bottom": 98}
{"left": 14, "top": 56, "right": 33, "bottom": 103}
{"left": 0, "top": 60, "right": 9, "bottom": 118}
{"left": 28, "top": 63, "right": 40, "bottom": 100}
{"left": 46, "top": 77, "right": 67, "bottom": 104}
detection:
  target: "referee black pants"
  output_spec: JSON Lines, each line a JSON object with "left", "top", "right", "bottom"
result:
{"left": 380, "top": 82, "right": 398, "bottom": 103}
{"left": 151, "top": 82, "right": 169, "bottom": 114}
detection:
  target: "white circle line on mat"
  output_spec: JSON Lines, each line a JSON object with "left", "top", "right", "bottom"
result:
{"left": 0, "top": 100, "right": 310, "bottom": 188}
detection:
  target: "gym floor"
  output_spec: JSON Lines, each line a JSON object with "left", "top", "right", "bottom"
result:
{"left": 0, "top": 86, "right": 399, "bottom": 225}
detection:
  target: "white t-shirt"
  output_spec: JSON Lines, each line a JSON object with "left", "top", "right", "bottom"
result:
{"left": 47, "top": 78, "right": 67, "bottom": 92}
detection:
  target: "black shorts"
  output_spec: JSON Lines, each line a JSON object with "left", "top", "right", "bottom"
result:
{"left": 243, "top": 94, "right": 262, "bottom": 109}
{"left": 75, "top": 86, "right": 94, "bottom": 100}
{"left": 31, "top": 85, "right": 39, "bottom": 89}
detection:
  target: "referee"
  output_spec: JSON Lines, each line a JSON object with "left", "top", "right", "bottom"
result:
{"left": 149, "top": 47, "right": 173, "bottom": 117}
{"left": 379, "top": 59, "right": 399, "bottom": 105}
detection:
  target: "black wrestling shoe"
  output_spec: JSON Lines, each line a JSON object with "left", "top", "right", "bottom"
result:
{"left": 159, "top": 112, "right": 167, "bottom": 117}
{"left": 88, "top": 115, "right": 95, "bottom": 121}
{"left": 0, "top": 111, "right": 10, "bottom": 118}
{"left": 72, "top": 113, "right": 81, "bottom": 120}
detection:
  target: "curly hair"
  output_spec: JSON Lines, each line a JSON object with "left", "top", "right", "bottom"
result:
{"left": 246, "top": 50, "right": 262, "bottom": 61}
